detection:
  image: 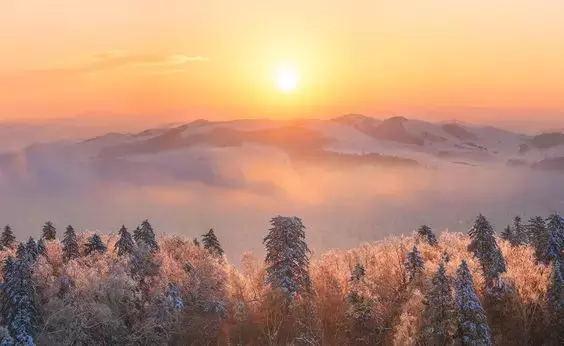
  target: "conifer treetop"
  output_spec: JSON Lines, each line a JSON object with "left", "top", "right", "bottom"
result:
{"left": 1, "top": 225, "right": 16, "bottom": 248}
{"left": 455, "top": 260, "right": 492, "bottom": 346}
{"left": 42, "top": 221, "right": 57, "bottom": 241}
{"left": 264, "top": 216, "right": 312, "bottom": 298}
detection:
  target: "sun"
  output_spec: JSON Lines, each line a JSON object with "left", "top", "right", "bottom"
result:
{"left": 277, "top": 66, "right": 300, "bottom": 92}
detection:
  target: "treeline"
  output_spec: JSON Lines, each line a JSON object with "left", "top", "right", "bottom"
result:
{"left": 0, "top": 213, "right": 562, "bottom": 345}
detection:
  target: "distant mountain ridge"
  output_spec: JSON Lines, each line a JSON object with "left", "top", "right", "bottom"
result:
{"left": 1, "top": 114, "right": 564, "bottom": 191}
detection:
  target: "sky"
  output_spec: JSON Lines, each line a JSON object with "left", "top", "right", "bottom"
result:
{"left": 2, "top": 1, "right": 564, "bottom": 127}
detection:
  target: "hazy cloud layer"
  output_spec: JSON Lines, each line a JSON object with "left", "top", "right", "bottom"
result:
{"left": 1, "top": 150, "right": 563, "bottom": 265}
{"left": 29, "top": 51, "right": 210, "bottom": 75}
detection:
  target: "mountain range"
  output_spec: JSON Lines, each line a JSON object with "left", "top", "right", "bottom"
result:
{"left": 0, "top": 114, "right": 564, "bottom": 191}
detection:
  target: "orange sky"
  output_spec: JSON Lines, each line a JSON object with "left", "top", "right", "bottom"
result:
{"left": 1, "top": 1, "right": 564, "bottom": 124}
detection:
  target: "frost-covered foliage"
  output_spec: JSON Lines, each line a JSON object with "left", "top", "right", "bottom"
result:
{"left": 417, "top": 225, "right": 438, "bottom": 246}
{"left": 468, "top": 214, "right": 507, "bottom": 285}
{"left": 61, "top": 225, "right": 80, "bottom": 262}
{"left": 0, "top": 215, "right": 559, "bottom": 345}
{"left": 133, "top": 220, "right": 159, "bottom": 253}
{"left": 455, "top": 260, "right": 492, "bottom": 346}
{"left": 404, "top": 246, "right": 425, "bottom": 283}
{"left": 0, "top": 226, "right": 15, "bottom": 249}
{"left": 84, "top": 234, "right": 107, "bottom": 255}
{"left": 114, "top": 225, "right": 135, "bottom": 257}
{"left": 41, "top": 221, "right": 57, "bottom": 241}
{"left": 201, "top": 229, "right": 224, "bottom": 259}
{"left": 420, "top": 262, "right": 456, "bottom": 345}
{"left": 264, "top": 216, "right": 312, "bottom": 298}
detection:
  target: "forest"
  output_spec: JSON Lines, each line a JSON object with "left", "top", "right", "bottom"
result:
{"left": 0, "top": 214, "right": 562, "bottom": 345}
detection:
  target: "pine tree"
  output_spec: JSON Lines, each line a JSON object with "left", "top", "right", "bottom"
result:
{"left": 512, "top": 216, "right": 528, "bottom": 245}
{"left": 501, "top": 225, "right": 513, "bottom": 243}
{"left": 547, "top": 258, "right": 564, "bottom": 342}
{"left": 133, "top": 220, "right": 159, "bottom": 253}
{"left": 346, "top": 262, "right": 377, "bottom": 345}
{"left": 468, "top": 214, "right": 507, "bottom": 285}
{"left": 41, "top": 221, "right": 56, "bottom": 241}
{"left": 546, "top": 213, "right": 564, "bottom": 266}
{"left": 417, "top": 225, "right": 438, "bottom": 246}
{"left": 62, "top": 225, "right": 80, "bottom": 262}
{"left": 37, "top": 238, "right": 46, "bottom": 257}
{"left": 0, "top": 226, "right": 15, "bottom": 249}
{"left": 114, "top": 225, "right": 135, "bottom": 257}
{"left": 528, "top": 216, "right": 549, "bottom": 264}
{"left": 0, "top": 257, "right": 39, "bottom": 345}
{"left": 350, "top": 262, "right": 366, "bottom": 282}
{"left": 404, "top": 245, "right": 425, "bottom": 283}
{"left": 192, "top": 237, "right": 200, "bottom": 248}
{"left": 264, "top": 216, "right": 312, "bottom": 298}
{"left": 421, "top": 262, "right": 456, "bottom": 345}
{"left": 15, "top": 244, "right": 26, "bottom": 261}
{"left": 201, "top": 229, "right": 224, "bottom": 259}
{"left": 455, "top": 260, "right": 492, "bottom": 346}
{"left": 24, "top": 237, "right": 39, "bottom": 263}
{"left": 84, "top": 234, "right": 107, "bottom": 256}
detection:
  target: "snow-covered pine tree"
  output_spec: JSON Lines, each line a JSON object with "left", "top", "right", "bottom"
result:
{"left": 527, "top": 216, "right": 549, "bottom": 264}
{"left": 501, "top": 225, "right": 513, "bottom": 243}
{"left": 0, "top": 225, "right": 15, "bottom": 249}
{"left": 512, "top": 216, "right": 528, "bottom": 245}
{"left": 115, "top": 225, "right": 135, "bottom": 257}
{"left": 346, "top": 262, "right": 378, "bottom": 345}
{"left": 455, "top": 260, "right": 492, "bottom": 346}
{"left": 36, "top": 238, "right": 46, "bottom": 257}
{"left": 545, "top": 213, "right": 564, "bottom": 266}
{"left": 192, "top": 237, "right": 200, "bottom": 248}
{"left": 24, "top": 237, "right": 39, "bottom": 263}
{"left": 62, "top": 225, "right": 80, "bottom": 262}
{"left": 421, "top": 262, "right": 456, "bottom": 345}
{"left": 201, "top": 229, "right": 224, "bottom": 259}
{"left": 133, "top": 220, "right": 159, "bottom": 253}
{"left": 547, "top": 258, "right": 564, "bottom": 342}
{"left": 468, "top": 214, "right": 507, "bottom": 286}
{"left": 84, "top": 234, "right": 107, "bottom": 255}
{"left": 41, "top": 221, "right": 56, "bottom": 241}
{"left": 350, "top": 262, "right": 366, "bottom": 282}
{"left": 417, "top": 225, "right": 438, "bottom": 246}
{"left": 0, "top": 257, "right": 39, "bottom": 345}
{"left": 15, "top": 244, "right": 26, "bottom": 260}
{"left": 264, "top": 216, "right": 312, "bottom": 298}
{"left": 404, "top": 245, "right": 425, "bottom": 283}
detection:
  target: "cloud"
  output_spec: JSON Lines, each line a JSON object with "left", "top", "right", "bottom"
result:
{"left": 25, "top": 51, "right": 210, "bottom": 77}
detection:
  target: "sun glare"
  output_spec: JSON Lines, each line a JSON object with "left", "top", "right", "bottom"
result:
{"left": 277, "top": 66, "right": 300, "bottom": 92}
